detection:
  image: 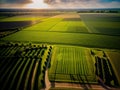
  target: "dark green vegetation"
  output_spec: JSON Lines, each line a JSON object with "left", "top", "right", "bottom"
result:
{"left": 0, "top": 42, "right": 52, "bottom": 90}
{"left": 0, "top": 21, "right": 38, "bottom": 30}
{"left": 80, "top": 13, "right": 120, "bottom": 35}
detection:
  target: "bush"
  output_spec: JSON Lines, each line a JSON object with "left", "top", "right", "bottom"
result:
{"left": 50, "top": 46, "right": 52, "bottom": 49}
{"left": 42, "top": 69, "right": 45, "bottom": 74}
{"left": 41, "top": 79, "right": 45, "bottom": 87}
{"left": 90, "top": 50, "right": 95, "bottom": 55}
{"left": 15, "top": 43, "right": 19, "bottom": 47}
{"left": 48, "top": 52, "right": 50, "bottom": 55}
{"left": 45, "top": 61, "right": 47, "bottom": 66}
{"left": 41, "top": 50, "right": 45, "bottom": 56}
{"left": 103, "top": 51, "right": 106, "bottom": 57}
{"left": 49, "top": 48, "right": 51, "bottom": 52}
{"left": 46, "top": 58, "right": 49, "bottom": 61}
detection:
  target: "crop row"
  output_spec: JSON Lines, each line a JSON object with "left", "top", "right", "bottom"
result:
{"left": 0, "top": 43, "right": 52, "bottom": 90}
{"left": 48, "top": 47, "right": 96, "bottom": 83}
{"left": 22, "top": 13, "right": 88, "bottom": 33}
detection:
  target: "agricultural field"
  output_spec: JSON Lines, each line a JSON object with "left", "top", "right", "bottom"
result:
{"left": 0, "top": 15, "right": 51, "bottom": 30}
{"left": 91, "top": 49, "right": 119, "bottom": 86}
{"left": 48, "top": 46, "right": 96, "bottom": 83}
{"left": 23, "top": 13, "right": 89, "bottom": 32}
{"left": 106, "top": 51, "right": 120, "bottom": 86}
{"left": 0, "top": 12, "right": 61, "bottom": 37}
{"left": 0, "top": 10, "right": 120, "bottom": 90}
{"left": 1, "top": 13, "right": 120, "bottom": 49}
{"left": 0, "top": 15, "right": 41, "bottom": 38}
{"left": 80, "top": 13, "right": 120, "bottom": 35}
{"left": 0, "top": 42, "right": 53, "bottom": 90}
{"left": 0, "top": 15, "right": 45, "bottom": 22}
{"left": 48, "top": 46, "right": 119, "bottom": 88}
{"left": 1, "top": 30, "right": 120, "bottom": 49}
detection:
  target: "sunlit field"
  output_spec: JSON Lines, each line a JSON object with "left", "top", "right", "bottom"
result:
{"left": 0, "top": 9, "right": 120, "bottom": 90}
{"left": 1, "top": 13, "right": 120, "bottom": 49}
{"left": 48, "top": 46, "right": 96, "bottom": 83}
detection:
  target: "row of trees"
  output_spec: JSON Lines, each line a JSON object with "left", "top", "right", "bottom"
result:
{"left": 77, "top": 10, "right": 120, "bottom": 13}
{"left": 41, "top": 46, "right": 53, "bottom": 88}
{"left": 0, "top": 29, "right": 19, "bottom": 38}
{"left": 0, "top": 42, "right": 52, "bottom": 90}
{"left": 92, "top": 50, "right": 119, "bottom": 87}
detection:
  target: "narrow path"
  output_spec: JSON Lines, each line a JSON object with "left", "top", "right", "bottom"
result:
{"left": 51, "top": 82, "right": 119, "bottom": 90}
{"left": 44, "top": 47, "right": 53, "bottom": 90}
{"left": 45, "top": 70, "right": 51, "bottom": 90}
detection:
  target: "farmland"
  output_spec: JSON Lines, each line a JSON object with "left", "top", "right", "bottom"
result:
{"left": 106, "top": 51, "right": 120, "bottom": 86}
{"left": 80, "top": 13, "right": 120, "bottom": 35}
{"left": 48, "top": 46, "right": 96, "bottom": 83}
{"left": 1, "top": 13, "right": 120, "bottom": 49}
{"left": 0, "top": 10, "right": 120, "bottom": 89}
{"left": 48, "top": 46, "right": 119, "bottom": 88}
{"left": 0, "top": 42, "right": 53, "bottom": 90}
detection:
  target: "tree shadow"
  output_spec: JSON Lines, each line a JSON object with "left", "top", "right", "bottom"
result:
{"left": 94, "top": 56, "right": 119, "bottom": 89}
{"left": 85, "top": 75, "right": 92, "bottom": 88}
{"left": 77, "top": 74, "right": 89, "bottom": 90}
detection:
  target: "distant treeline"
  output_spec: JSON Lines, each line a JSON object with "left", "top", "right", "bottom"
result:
{"left": 0, "top": 12, "right": 61, "bottom": 17}
{"left": 0, "top": 8, "right": 120, "bottom": 17}
{"left": 0, "top": 8, "right": 120, "bottom": 13}
{"left": 0, "top": 8, "right": 63, "bottom": 16}
{"left": 77, "top": 10, "right": 120, "bottom": 13}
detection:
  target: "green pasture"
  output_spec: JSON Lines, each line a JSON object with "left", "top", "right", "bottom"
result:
{"left": 49, "top": 21, "right": 88, "bottom": 33}
{"left": 48, "top": 46, "right": 96, "bottom": 83}
{"left": 1, "top": 31, "right": 120, "bottom": 49}
{"left": 0, "top": 15, "right": 46, "bottom": 22}
{"left": 1, "top": 13, "right": 120, "bottom": 49}
{"left": 23, "top": 13, "right": 89, "bottom": 33}
{"left": 24, "top": 18, "right": 63, "bottom": 31}
{"left": 1, "top": 13, "right": 120, "bottom": 35}
{"left": 24, "top": 20, "right": 88, "bottom": 33}
{"left": 80, "top": 13, "right": 120, "bottom": 35}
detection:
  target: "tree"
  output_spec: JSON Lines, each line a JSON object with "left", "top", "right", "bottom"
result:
{"left": 90, "top": 50, "right": 95, "bottom": 56}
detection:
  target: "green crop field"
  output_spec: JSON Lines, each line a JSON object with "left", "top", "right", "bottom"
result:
{"left": 0, "top": 11, "right": 120, "bottom": 90}
{"left": 0, "top": 15, "right": 45, "bottom": 22}
{"left": 1, "top": 31, "right": 120, "bottom": 49}
{"left": 1, "top": 13, "right": 120, "bottom": 49}
{"left": 23, "top": 13, "right": 89, "bottom": 33}
{"left": 48, "top": 46, "right": 96, "bottom": 83}
{"left": 80, "top": 13, "right": 120, "bottom": 35}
